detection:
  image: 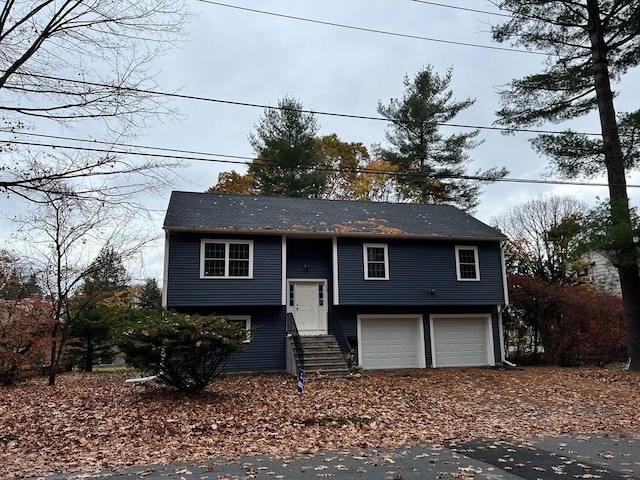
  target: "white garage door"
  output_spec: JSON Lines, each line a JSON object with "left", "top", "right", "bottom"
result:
{"left": 431, "top": 316, "right": 491, "bottom": 367}
{"left": 358, "top": 315, "right": 425, "bottom": 369}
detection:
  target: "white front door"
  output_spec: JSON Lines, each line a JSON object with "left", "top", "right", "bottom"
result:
{"left": 288, "top": 281, "right": 327, "bottom": 335}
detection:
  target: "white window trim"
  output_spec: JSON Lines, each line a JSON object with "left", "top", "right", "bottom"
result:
{"left": 455, "top": 245, "right": 480, "bottom": 281}
{"left": 226, "top": 315, "right": 251, "bottom": 343}
{"left": 200, "top": 239, "right": 254, "bottom": 279}
{"left": 363, "top": 243, "right": 389, "bottom": 280}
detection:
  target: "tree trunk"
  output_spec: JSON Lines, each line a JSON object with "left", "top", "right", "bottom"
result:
{"left": 619, "top": 268, "right": 640, "bottom": 369}
{"left": 48, "top": 322, "right": 59, "bottom": 386}
{"left": 85, "top": 338, "right": 94, "bottom": 372}
{"left": 587, "top": 0, "right": 640, "bottom": 370}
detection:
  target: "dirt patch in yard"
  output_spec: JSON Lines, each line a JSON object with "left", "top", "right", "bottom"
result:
{"left": 1, "top": 367, "right": 639, "bottom": 478}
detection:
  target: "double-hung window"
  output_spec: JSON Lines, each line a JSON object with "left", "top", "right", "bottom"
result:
{"left": 201, "top": 240, "right": 253, "bottom": 278}
{"left": 363, "top": 243, "right": 389, "bottom": 280}
{"left": 455, "top": 245, "right": 480, "bottom": 281}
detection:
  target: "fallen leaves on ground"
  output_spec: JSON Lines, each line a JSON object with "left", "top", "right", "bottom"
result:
{"left": 0, "top": 366, "right": 639, "bottom": 478}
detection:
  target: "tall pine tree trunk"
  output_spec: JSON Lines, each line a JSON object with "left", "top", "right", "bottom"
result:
{"left": 85, "top": 338, "right": 94, "bottom": 372}
{"left": 587, "top": 0, "right": 640, "bottom": 370}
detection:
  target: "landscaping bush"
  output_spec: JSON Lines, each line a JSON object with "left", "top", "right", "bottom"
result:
{"left": 507, "top": 274, "right": 626, "bottom": 366}
{"left": 119, "top": 312, "right": 247, "bottom": 392}
{"left": 0, "top": 297, "right": 53, "bottom": 385}
{"left": 559, "top": 286, "right": 626, "bottom": 366}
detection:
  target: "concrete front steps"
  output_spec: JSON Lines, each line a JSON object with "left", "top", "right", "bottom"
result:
{"left": 296, "top": 335, "right": 350, "bottom": 377}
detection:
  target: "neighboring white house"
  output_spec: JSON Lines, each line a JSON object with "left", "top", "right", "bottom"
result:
{"left": 583, "top": 251, "right": 621, "bottom": 296}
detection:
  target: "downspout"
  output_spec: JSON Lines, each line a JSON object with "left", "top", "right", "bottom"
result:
{"left": 499, "top": 241, "right": 515, "bottom": 367}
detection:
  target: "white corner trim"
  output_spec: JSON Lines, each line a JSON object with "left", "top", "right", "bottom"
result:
{"left": 162, "top": 232, "right": 169, "bottom": 309}
{"left": 500, "top": 241, "right": 510, "bottom": 305}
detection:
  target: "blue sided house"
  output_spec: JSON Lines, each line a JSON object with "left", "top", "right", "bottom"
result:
{"left": 163, "top": 192, "right": 509, "bottom": 375}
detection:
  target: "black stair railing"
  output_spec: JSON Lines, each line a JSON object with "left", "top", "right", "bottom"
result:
{"left": 286, "top": 312, "right": 304, "bottom": 369}
{"left": 331, "top": 318, "right": 357, "bottom": 368}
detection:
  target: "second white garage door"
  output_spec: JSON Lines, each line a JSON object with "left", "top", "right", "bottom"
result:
{"left": 430, "top": 315, "right": 493, "bottom": 367}
{"left": 358, "top": 315, "right": 426, "bottom": 370}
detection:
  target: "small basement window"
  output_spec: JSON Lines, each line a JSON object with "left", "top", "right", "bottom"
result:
{"left": 226, "top": 315, "right": 251, "bottom": 343}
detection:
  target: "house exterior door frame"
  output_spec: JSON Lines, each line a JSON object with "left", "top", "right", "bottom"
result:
{"left": 286, "top": 279, "right": 328, "bottom": 335}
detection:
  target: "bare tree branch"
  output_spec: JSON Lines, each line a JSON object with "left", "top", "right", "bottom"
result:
{"left": 13, "top": 184, "right": 159, "bottom": 384}
{"left": 0, "top": 1, "right": 189, "bottom": 204}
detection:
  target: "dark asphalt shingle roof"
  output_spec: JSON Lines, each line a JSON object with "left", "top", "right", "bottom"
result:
{"left": 163, "top": 192, "right": 506, "bottom": 240}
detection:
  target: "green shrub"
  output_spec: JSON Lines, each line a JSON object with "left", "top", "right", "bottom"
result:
{"left": 119, "top": 312, "right": 247, "bottom": 392}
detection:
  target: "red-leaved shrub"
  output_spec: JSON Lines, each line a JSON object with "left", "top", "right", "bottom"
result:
{"left": 507, "top": 275, "right": 625, "bottom": 366}
{"left": 0, "top": 297, "right": 54, "bottom": 385}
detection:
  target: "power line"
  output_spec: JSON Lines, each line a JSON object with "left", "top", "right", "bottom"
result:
{"left": 2, "top": 134, "right": 636, "bottom": 189}
{"left": 1, "top": 129, "right": 252, "bottom": 162}
{"left": 2, "top": 138, "right": 253, "bottom": 165}
{"left": 411, "top": 0, "right": 513, "bottom": 18}
{"left": 198, "top": 0, "right": 544, "bottom": 56}
{"left": 6, "top": 71, "right": 608, "bottom": 138}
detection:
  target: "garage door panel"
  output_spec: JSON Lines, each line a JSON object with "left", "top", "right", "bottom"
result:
{"left": 359, "top": 316, "right": 423, "bottom": 370}
{"left": 432, "top": 316, "right": 490, "bottom": 367}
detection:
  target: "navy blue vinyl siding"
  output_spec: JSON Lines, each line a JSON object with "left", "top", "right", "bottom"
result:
{"left": 336, "top": 238, "right": 505, "bottom": 305}
{"left": 286, "top": 238, "right": 333, "bottom": 282}
{"left": 166, "top": 232, "right": 282, "bottom": 307}
{"left": 491, "top": 310, "right": 502, "bottom": 362}
{"left": 177, "top": 306, "right": 286, "bottom": 371}
{"left": 225, "top": 307, "right": 286, "bottom": 371}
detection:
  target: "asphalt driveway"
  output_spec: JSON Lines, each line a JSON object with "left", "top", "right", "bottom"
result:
{"left": 36, "top": 434, "right": 639, "bottom": 480}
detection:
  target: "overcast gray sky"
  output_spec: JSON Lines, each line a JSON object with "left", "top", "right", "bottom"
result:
{"left": 2, "top": 0, "right": 639, "bottom": 283}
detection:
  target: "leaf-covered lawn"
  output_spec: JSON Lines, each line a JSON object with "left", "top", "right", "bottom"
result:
{"left": 1, "top": 367, "right": 639, "bottom": 478}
